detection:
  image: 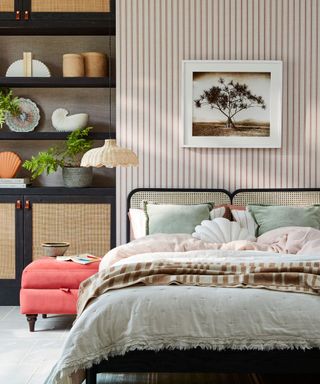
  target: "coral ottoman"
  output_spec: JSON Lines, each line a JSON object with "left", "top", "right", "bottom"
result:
{"left": 20, "top": 257, "right": 100, "bottom": 332}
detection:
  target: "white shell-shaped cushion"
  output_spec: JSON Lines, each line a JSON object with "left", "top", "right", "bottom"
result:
{"left": 192, "top": 218, "right": 256, "bottom": 243}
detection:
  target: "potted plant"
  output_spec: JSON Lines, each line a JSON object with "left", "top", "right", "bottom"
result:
{"left": 23, "top": 127, "right": 93, "bottom": 187}
{"left": 0, "top": 88, "right": 20, "bottom": 128}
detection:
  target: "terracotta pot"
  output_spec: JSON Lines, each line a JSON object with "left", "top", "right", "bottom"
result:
{"left": 63, "top": 54, "right": 85, "bottom": 77}
{"left": 82, "top": 52, "right": 108, "bottom": 77}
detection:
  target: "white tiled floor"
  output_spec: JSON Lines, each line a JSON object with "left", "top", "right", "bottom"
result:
{"left": 0, "top": 306, "right": 75, "bottom": 384}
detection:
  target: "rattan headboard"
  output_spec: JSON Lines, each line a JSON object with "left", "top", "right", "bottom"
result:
{"left": 232, "top": 189, "right": 320, "bottom": 206}
{"left": 127, "top": 188, "right": 232, "bottom": 241}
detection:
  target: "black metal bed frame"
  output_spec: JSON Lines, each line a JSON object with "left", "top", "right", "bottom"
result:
{"left": 86, "top": 188, "right": 320, "bottom": 383}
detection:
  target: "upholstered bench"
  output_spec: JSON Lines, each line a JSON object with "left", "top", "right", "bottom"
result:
{"left": 20, "top": 257, "right": 100, "bottom": 332}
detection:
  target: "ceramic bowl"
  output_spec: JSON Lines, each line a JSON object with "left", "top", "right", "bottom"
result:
{"left": 41, "top": 242, "right": 70, "bottom": 257}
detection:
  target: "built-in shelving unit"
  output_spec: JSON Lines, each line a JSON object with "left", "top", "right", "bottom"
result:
{"left": 0, "top": 1, "right": 117, "bottom": 304}
{"left": 0, "top": 0, "right": 116, "bottom": 142}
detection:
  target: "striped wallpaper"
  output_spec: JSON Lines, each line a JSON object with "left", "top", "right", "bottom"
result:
{"left": 116, "top": 0, "right": 320, "bottom": 244}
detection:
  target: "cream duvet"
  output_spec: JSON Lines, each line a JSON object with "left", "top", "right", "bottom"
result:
{"left": 45, "top": 227, "right": 320, "bottom": 384}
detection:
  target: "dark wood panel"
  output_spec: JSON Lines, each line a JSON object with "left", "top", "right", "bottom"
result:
{"left": 0, "top": 187, "right": 116, "bottom": 195}
{"left": 0, "top": 132, "right": 115, "bottom": 140}
{"left": 95, "top": 373, "right": 320, "bottom": 384}
{"left": 93, "top": 349, "right": 320, "bottom": 375}
{"left": 0, "top": 21, "right": 115, "bottom": 36}
{"left": 0, "top": 77, "right": 116, "bottom": 88}
{"left": 97, "top": 373, "right": 258, "bottom": 384}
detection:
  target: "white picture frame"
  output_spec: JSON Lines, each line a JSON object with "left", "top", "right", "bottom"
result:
{"left": 182, "top": 60, "right": 282, "bottom": 148}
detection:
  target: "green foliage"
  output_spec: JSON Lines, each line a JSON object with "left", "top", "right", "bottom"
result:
{"left": 22, "top": 127, "right": 93, "bottom": 180}
{"left": 23, "top": 148, "right": 61, "bottom": 179}
{"left": 62, "top": 127, "right": 93, "bottom": 166}
{"left": 0, "top": 88, "right": 20, "bottom": 128}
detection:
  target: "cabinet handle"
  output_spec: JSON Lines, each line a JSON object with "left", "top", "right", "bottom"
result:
{"left": 25, "top": 200, "right": 31, "bottom": 210}
{"left": 16, "top": 200, "right": 22, "bottom": 209}
{"left": 15, "top": 10, "right": 21, "bottom": 20}
{"left": 24, "top": 10, "right": 29, "bottom": 21}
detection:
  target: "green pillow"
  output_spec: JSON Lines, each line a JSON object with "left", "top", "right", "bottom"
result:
{"left": 248, "top": 204, "right": 320, "bottom": 236}
{"left": 144, "top": 202, "right": 213, "bottom": 235}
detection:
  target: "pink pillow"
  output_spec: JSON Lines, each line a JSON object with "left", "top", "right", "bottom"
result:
{"left": 231, "top": 207, "right": 258, "bottom": 238}
{"left": 128, "top": 209, "right": 147, "bottom": 240}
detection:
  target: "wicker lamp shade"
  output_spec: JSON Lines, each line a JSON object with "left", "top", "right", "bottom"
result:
{"left": 81, "top": 139, "right": 138, "bottom": 168}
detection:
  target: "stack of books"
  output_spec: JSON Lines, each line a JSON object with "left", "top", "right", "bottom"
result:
{"left": 0, "top": 178, "right": 31, "bottom": 188}
{"left": 56, "top": 254, "right": 101, "bottom": 265}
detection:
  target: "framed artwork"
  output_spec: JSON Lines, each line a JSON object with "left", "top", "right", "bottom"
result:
{"left": 182, "top": 60, "right": 282, "bottom": 148}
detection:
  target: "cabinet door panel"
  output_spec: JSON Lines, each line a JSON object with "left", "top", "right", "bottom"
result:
{"left": 0, "top": 0, "right": 15, "bottom": 12}
{"left": 0, "top": 203, "right": 16, "bottom": 279}
{"left": 31, "top": 0, "right": 110, "bottom": 13}
{"left": 0, "top": 195, "right": 23, "bottom": 305}
{"left": 29, "top": 200, "right": 112, "bottom": 262}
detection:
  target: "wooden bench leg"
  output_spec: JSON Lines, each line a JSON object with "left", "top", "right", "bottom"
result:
{"left": 26, "top": 314, "right": 38, "bottom": 332}
{"left": 86, "top": 368, "right": 97, "bottom": 384}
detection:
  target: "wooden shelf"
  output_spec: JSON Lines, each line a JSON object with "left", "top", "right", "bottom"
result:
{"left": 0, "top": 131, "right": 115, "bottom": 140}
{"left": 0, "top": 187, "right": 116, "bottom": 195}
{"left": 0, "top": 20, "right": 115, "bottom": 36}
{"left": 0, "top": 77, "right": 116, "bottom": 88}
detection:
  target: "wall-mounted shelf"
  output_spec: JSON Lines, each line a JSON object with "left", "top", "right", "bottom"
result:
{"left": 0, "top": 21, "right": 115, "bottom": 36}
{"left": 0, "top": 77, "right": 116, "bottom": 88}
{"left": 0, "top": 131, "right": 116, "bottom": 141}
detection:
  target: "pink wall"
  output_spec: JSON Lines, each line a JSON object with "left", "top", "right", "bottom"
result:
{"left": 116, "top": 0, "right": 320, "bottom": 244}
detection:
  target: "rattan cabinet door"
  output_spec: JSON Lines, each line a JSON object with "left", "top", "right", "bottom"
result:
{"left": 0, "top": 196, "right": 24, "bottom": 305}
{"left": 30, "top": 0, "right": 111, "bottom": 13}
{"left": 0, "top": 0, "right": 15, "bottom": 12}
{"left": 27, "top": 0, "right": 114, "bottom": 21}
{"left": 24, "top": 195, "right": 115, "bottom": 263}
{"left": 0, "top": 0, "right": 17, "bottom": 20}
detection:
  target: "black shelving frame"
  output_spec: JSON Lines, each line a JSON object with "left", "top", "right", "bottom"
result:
{"left": 0, "top": 77, "right": 116, "bottom": 88}
{"left": 0, "top": 131, "right": 116, "bottom": 141}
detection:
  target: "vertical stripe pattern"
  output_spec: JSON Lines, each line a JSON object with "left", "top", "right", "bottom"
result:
{"left": 117, "top": 0, "right": 320, "bottom": 244}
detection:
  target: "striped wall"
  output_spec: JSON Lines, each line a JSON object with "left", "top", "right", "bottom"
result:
{"left": 116, "top": 0, "right": 320, "bottom": 244}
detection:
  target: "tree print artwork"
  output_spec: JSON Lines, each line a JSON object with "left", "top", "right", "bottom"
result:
{"left": 192, "top": 72, "right": 271, "bottom": 137}
{"left": 194, "top": 78, "right": 266, "bottom": 129}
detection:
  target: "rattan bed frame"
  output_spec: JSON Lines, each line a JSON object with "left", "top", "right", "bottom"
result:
{"left": 86, "top": 188, "right": 320, "bottom": 383}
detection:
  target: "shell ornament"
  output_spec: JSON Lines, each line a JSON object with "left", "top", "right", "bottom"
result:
{"left": 51, "top": 108, "right": 89, "bottom": 132}
{"left": 0, "top": 152, "right": 22, "bottom": 178}
{"left": 192, "top": 217, "right": 255, "bottom": 243}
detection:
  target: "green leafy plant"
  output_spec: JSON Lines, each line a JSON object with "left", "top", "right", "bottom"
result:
{"left": 23, "top": 127, "right": 93, "bottom": 180}
{"left": 0, "top": 88, "right": 20, "bottom": 128}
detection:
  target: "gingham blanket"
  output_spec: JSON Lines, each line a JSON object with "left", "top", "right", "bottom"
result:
{"left": 78, "top": 257, "right": 320, "bottom": 316}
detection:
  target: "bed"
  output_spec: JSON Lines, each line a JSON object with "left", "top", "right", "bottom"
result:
{"left": 45, "top": 188, "right": 320, "bottom": 384}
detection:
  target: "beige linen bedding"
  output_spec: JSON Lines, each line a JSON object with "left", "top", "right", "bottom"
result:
{"left": 99, "top": 227, "right": 320, "bottom": 271}
{"left": 45, "top": 227, "right": 320, "bottom": 384}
